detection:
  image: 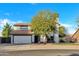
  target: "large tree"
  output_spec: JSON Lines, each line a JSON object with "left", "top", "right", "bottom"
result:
{"left": 31, "top": 10, "right": 59, "bottom": 43}
{"left": 2, "top": 23, "right": 11, "bottom": 38}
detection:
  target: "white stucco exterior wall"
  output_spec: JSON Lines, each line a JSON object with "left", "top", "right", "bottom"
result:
{"left": 32, "top": 35, "right": 34, "bottom": 43}
{"left": 11, "top": 35, "right": 13, "bottom": 44}
{"left": 53, "top": 18, "right": 59, "bottom": 43}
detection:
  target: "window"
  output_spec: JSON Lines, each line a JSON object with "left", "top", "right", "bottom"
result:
{"left": 20, "top": 27, "right": 28, "bottom": 30}
{"left": 14, "top": 26, "right": 31, "bottom": 30}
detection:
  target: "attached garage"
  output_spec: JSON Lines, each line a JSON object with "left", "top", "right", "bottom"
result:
{"left": 10, "top": 30, "right": 34, "bottom": 44}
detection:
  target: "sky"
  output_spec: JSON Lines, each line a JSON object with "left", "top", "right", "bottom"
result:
{"left": 0, "top": 3, "right": 79, "bottom": 35}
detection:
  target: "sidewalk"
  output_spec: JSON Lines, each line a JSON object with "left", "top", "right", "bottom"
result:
{"left": 0, "top": 43, "right": 79, "bottom": 52}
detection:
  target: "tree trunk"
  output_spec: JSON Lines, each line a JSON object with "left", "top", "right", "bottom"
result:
{"left": 40, "top": 35, "right": 47, "bottom": 44}
{"left": 43, "top": 35, "right": 47, "bottom": 44}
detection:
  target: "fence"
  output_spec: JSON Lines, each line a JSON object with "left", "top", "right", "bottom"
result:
{"left": 0, "top": 37, "right": 11, "bottom": 43}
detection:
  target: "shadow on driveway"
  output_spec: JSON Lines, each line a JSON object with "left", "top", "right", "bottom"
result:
{"left": 69, "top": 53, "right": 79, "bottom": 56}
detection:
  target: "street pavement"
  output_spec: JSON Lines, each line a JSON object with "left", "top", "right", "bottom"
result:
{"left": 0, "top": 43, "right": 79, "bottom": 56}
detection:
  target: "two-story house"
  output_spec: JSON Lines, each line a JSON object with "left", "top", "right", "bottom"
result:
{"left": 10, "top": 23, "right": 34, "bottom": 44}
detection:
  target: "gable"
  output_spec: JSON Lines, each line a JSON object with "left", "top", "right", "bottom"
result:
{"left": 72, "top": 29, "right": 79, "bottom": 40}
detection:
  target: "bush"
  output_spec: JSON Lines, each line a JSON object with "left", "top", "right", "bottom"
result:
{"left": 59, "top": 37, "right": 66, "bottom": 43}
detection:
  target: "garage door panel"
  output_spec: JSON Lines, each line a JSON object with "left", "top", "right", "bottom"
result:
{"left": 14, "top": 36, "right": 31, "bottom": 44}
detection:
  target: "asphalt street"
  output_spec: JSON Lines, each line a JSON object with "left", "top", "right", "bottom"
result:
{"left": 0, "top": 49, "right": 79, "bottom": 56}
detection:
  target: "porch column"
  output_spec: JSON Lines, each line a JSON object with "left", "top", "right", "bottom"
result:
{"left": 11, "top": 35, "right": 14, "bottom": 44}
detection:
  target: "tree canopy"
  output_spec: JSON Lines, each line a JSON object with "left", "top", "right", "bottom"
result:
{"left": 31, "top": 10, "right": 59, "bottom": 36}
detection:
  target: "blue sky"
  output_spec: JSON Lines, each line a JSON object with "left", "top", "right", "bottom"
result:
{"left": 0, "top": 3, "right": 79, "bottom": 34}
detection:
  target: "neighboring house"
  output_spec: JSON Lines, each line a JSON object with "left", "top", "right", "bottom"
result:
{"left": 71, "top": 28, "right": 79, "bottom": 42}
{"left": 10, "top": 23, "right": 35, "bottom": 44}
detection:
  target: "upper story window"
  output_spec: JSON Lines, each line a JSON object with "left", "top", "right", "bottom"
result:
{"left": 20, "top": 27, "right": 28, "bottom": 30}
{"left": 13, "top": 23, "right": 31, "bottom": 30}
{"left": 14, "top": 26, "right": 31, "bottom": 30}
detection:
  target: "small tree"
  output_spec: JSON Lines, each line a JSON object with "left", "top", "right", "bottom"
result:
{"left": 59, "top": 25, "right": 67, "bottom": 42}
{"left": 2, "top": 23, "right": 11, "bottom": 38}
{"left": 59, "top": 25, "right": 66, "bottom": 37}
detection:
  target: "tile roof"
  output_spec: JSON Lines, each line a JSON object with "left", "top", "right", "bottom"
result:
{"left": 14, "top": 23, "right": 31, "bottom": 26}
{"left": 10, "top": 30, "right": 33, "bottom": 35}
